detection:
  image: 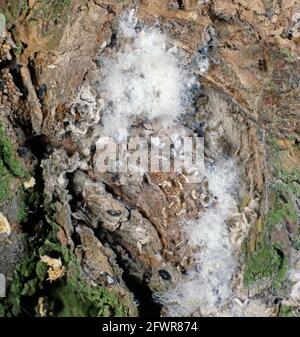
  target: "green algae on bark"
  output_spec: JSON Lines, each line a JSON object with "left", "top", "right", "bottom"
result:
{"left": 0, "top": 214, "right": 130, "bottom": 317}
{"left": 0, "top": 124, "right": 33, "bottom": 224}
{"left": 243, "top": 240, "right": 288, "bottom": 289}
{"left": 0, "top": 124, "right": 27, "bottom": 179}
{"left": 243, "top": 136, "right": 300, "bottom": 290}
{"left": 278, "top": 304, "right": 300, "bottom": 317}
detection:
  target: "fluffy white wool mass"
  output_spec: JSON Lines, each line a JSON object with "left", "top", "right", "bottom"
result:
{"left": 156, "top": 160, "right": 238, "bottom": 316}
{"left": 100, "top": 11, "right": 198, "bottom": 139}
{"left": 99, "top": 11, "right": 240, "bottom": 316}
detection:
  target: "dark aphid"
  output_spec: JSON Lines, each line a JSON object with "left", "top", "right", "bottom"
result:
{"left": 282, "top": 29, "right": 293, "bottom": 40}
{"left": 194, "top": 121, "right": 205, "bottom": 137}
{"left": 143, "top": 173, "right": 150, "bottom": 184}
{"left": 287, "top": 30, "right": 293, "bottom": 40}
{"left": 258, "top": 58, "right": 267, "bottom": 71}
{"left": 37, "top": 84, "right": 47, "bottom": 100}
{"left": 28, "top": 134, "right": 54, "bottom": 159}
{"left": 159, "top": 269, "right": 171, "bottom": 281}
{"left": 107, "top": 31, "right": 118, "bottom": 49}
{"left": 107, "top": 209, "right": 122, "bottom": 217}
{"left": 133, "top": 298, "right": 141, "bottom": 307}
{"left": 187, "top": 119, "right": 205, "bottom": 137}
{"left": 110, "top": 173, "right": 119, "bottom": 183}
{"left": 177, "top": 0, "right": 185, "bottom": 10}
{"left": 143, "top": 271, "right": 152, "bottom": 284}
{"left": 106, "top": 5, "right": 116, "bottom": 15}
{"left": 274, "top": 297, "right": 283, "bottom": 305}
{"left": 17, "top": 146, "right": 29, "bottom": 157}
{"left": 180, "top": 266, "right": 187, "bottom": 274}
{"left": 197, "top": 46, "right": 208, "bottom": 55}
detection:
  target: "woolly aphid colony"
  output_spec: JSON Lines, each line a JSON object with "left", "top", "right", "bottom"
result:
{"left": 156, "top": 160, "right": 238, "bottom": 316}
{"left": 98, "top": 11, "right": 239, "bottom": 316}
{"left": 100, "top": 10, "right": 201, "bottom": 140}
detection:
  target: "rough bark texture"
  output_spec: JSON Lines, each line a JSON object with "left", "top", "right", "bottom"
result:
{"left": 0, "top": 0, "right": 299, "bottom": 317}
